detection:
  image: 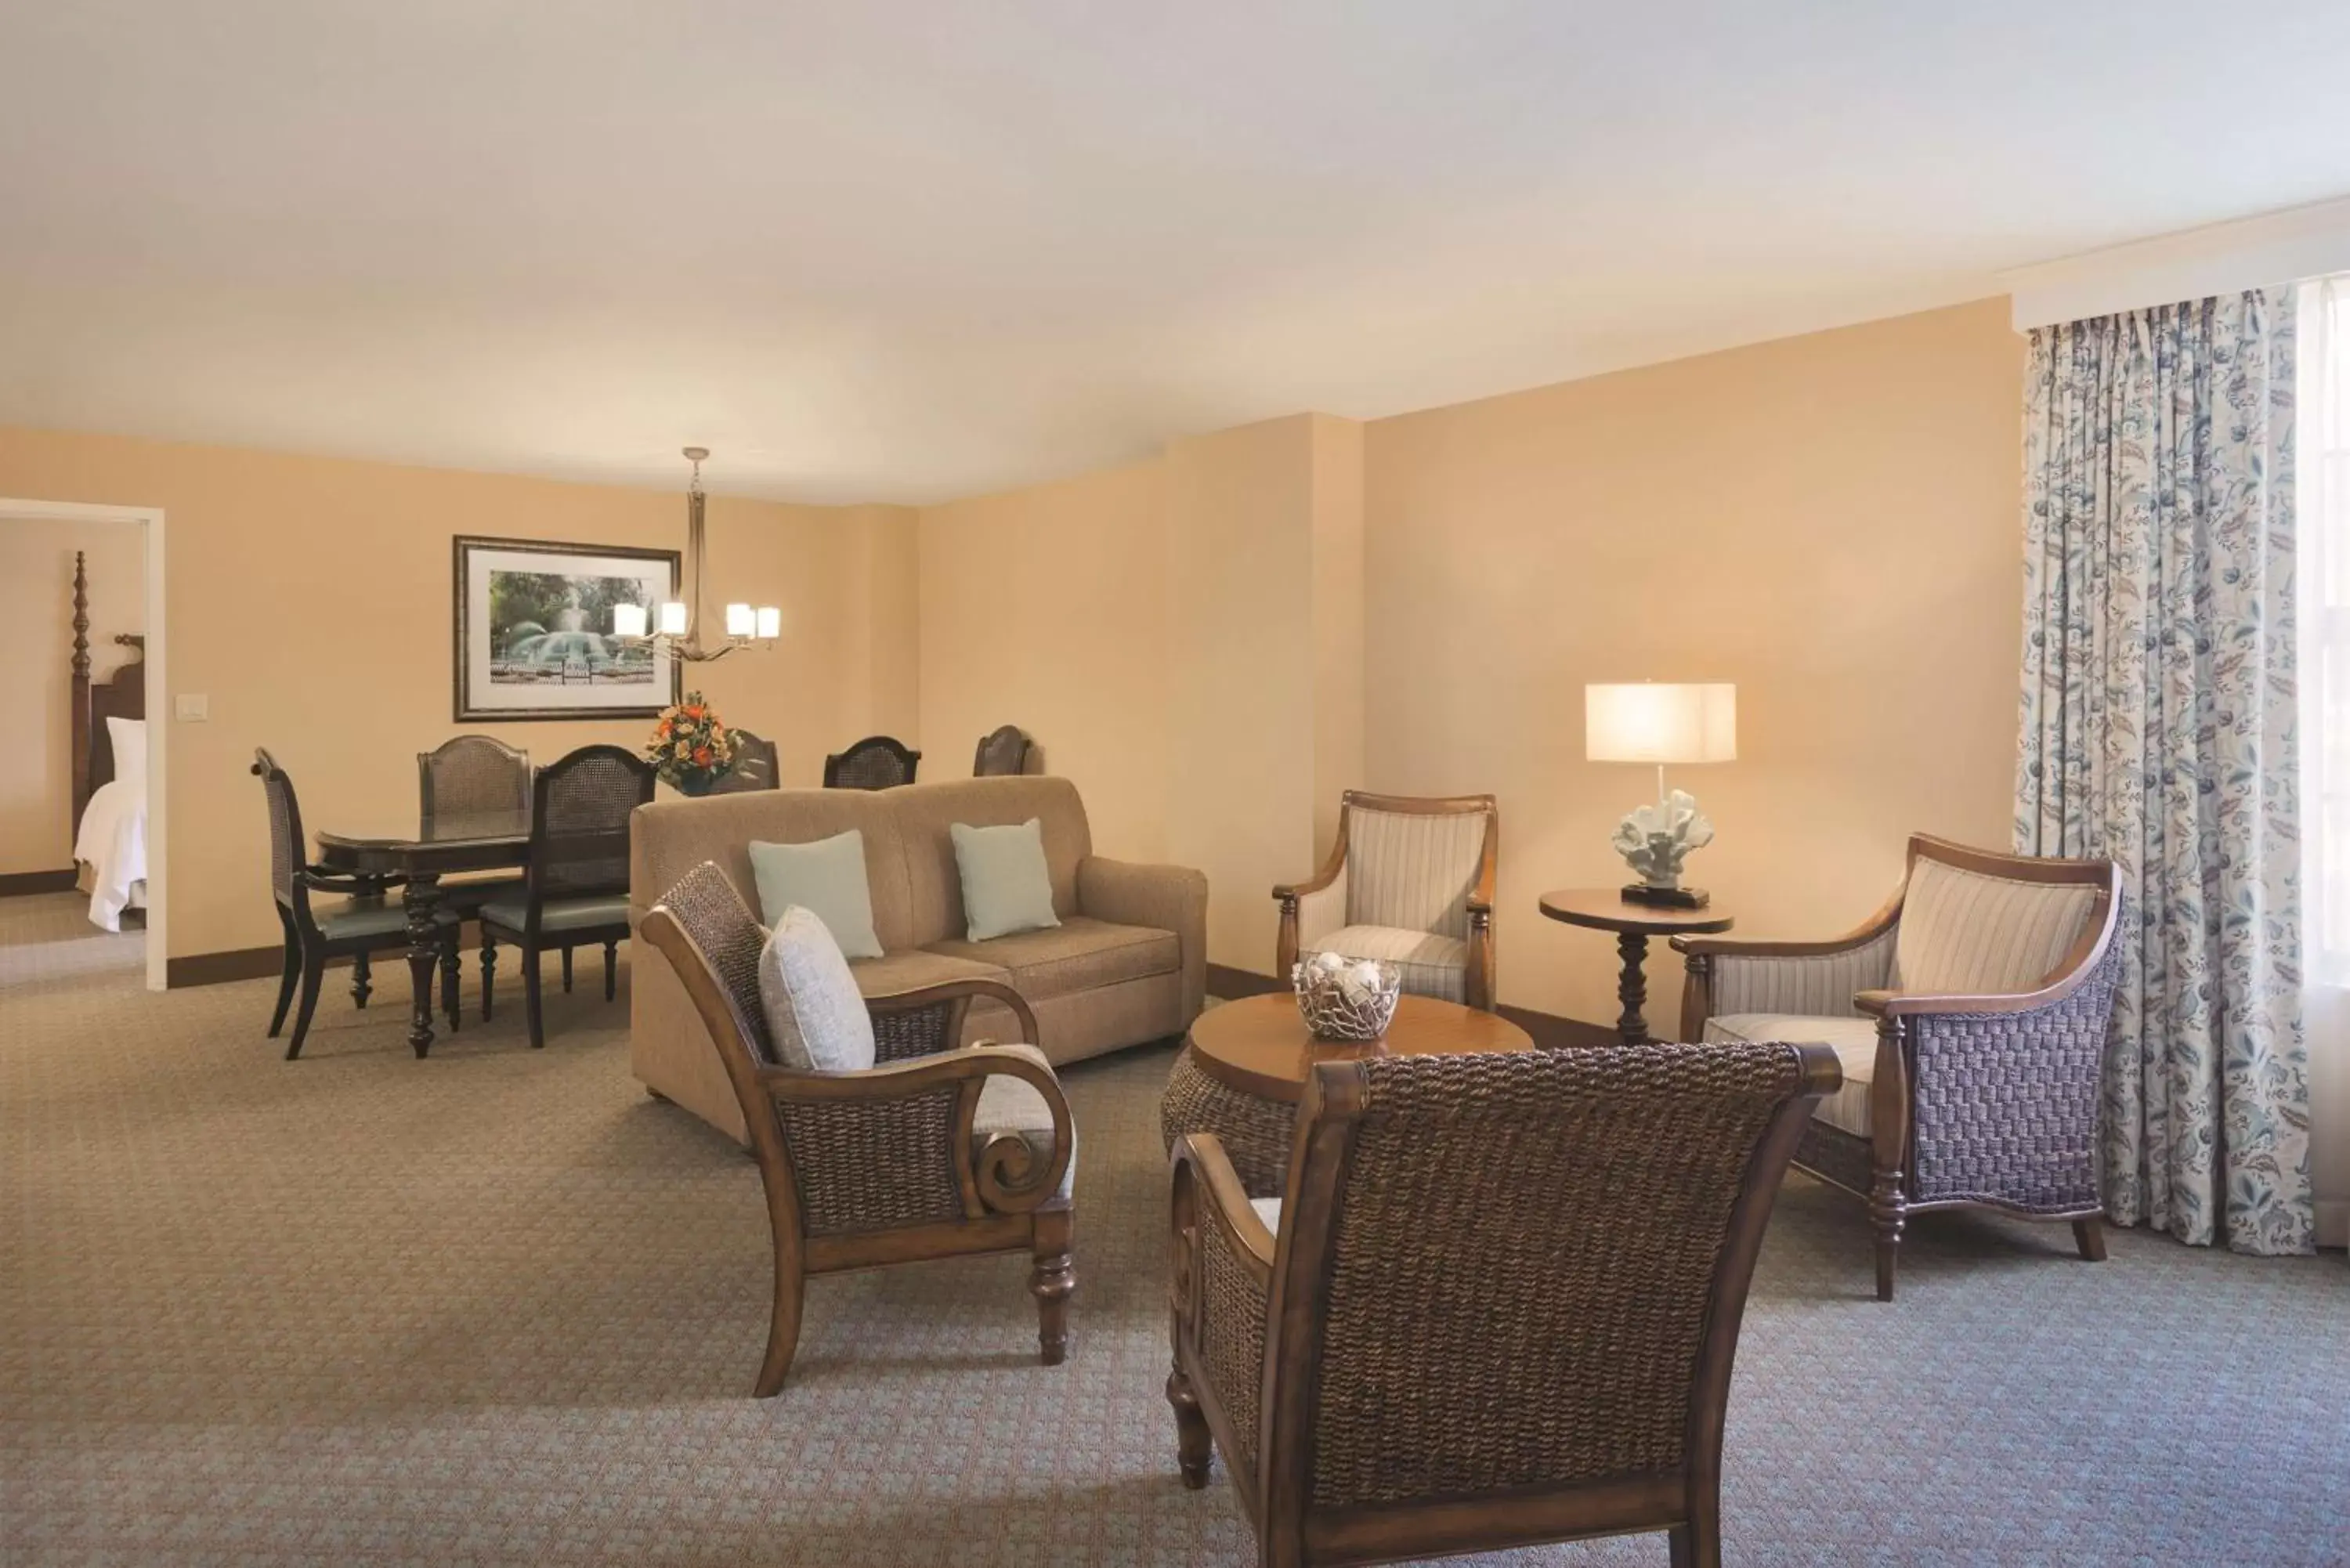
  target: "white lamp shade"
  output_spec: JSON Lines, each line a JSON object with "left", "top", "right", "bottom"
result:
{"left": 725, "top": 602, "right": 755, "bottom": 638}
{"left": 755, "top": 605, "right": 782, "bottom": 639}
{"left": 656, "top": 600, "right": 690, "bottom": 638}
{"left": 610, "top": 602, "right": 648, "bottom": 639}
{"left": 1585, "top": 683, "right": 1737, "bottom": 764}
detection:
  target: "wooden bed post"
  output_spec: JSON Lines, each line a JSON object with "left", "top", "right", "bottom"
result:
{"left": 70, "top": 550, "right": 91, "bottom": 843}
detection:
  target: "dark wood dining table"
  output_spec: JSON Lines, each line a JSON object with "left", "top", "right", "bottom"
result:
{"left": 313, "top": 808, "right": 530, "bottom": 1058}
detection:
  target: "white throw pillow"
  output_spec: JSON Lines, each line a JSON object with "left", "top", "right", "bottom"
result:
{"left": 756, "top": 906, "right": 877, "bottom": 1073}
{"left": 107, "top": 717, "right": 147, "bottom": 786}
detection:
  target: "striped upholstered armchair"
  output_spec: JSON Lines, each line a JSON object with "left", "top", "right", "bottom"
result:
{"left": 1673, "top": 835, "right": 2123, "bottom": 1301}
{"left": 1273, "top": 791, "right": 1499, "bottom": 1010}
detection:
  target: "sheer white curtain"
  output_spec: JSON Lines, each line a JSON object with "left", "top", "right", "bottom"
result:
{"left": 2297, "top": 273, "right": 2350, "bottom": 1249}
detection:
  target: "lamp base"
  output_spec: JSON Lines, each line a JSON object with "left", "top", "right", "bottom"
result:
{"left": 1622, "top": 883, "right": 1709, "bottom": 910}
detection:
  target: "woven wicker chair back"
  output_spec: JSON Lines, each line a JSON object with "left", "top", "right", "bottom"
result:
{"left": 530, "top": 745, "right": 656, "bottom": 899}
{"left": 252, "top": 747, "right": 304, "bottom": 908}
{"left": 647, "top": 862, "right": 776, "bottom": 1066}
{"left": 418, "top": 735, "right": 530, "bottom": 821}
{"left": 824, "top": 735, "right": 920, "bottom": 790}
{"left": 972, "top": 725, "right": 1031, "bottom": 777}
{"left": 1289, "top": 1041, "right": 1817, "bottom": 1511}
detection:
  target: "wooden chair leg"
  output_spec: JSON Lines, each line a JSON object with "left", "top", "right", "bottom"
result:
{"left": 523, "top": 945, "right": 546, "bottom": 1050}
{"left": 753, "top": 1254, "right": 807, "bottom": 1399}
{"left": 350, "top": 949, "right": 372, "bottom": 1010}
{"left": 1671, "top": 1476, "right": 1722, "bottom": 1566}
{"left": 2073, "top": 1216, "right": 2108, "bottom": 1263}
{"left": 439, "top": 930, "right": 461, "bottom": 1032}
{"left": 1167, "top": 1364, "right": 1212, "bottom": 1490}
{"left": 268, "top": 912, "right": 301, "bottom": 1039}
{"left": 603, "top": 938, "right": 619, "bottom": 1002}
{"left": 561, "top": 946, "right": 573, "bottom": 992}
{"left": 480, "top": 930, "right": 497, "bottom": 1022}
{"left": 286, "top": 951, "right": 327, "bottom": 1060}
{"left": 1870, "top": 1177, "right": 1905, "bottom": 1302}
{"left": 1030, "top": 1207, "right": 1074, "bottom": 1366}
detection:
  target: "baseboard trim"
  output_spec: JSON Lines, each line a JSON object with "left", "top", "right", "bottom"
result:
{"left": 166, "top": 946, "right": 291, "bottom": 988}
{"left": 1203, "top": 963, "right": 1620, "bottom": 1050}
{"left": 0, "top": 868, "right": 80, "bottom": 898}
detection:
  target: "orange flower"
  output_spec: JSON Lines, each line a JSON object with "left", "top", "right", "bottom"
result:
{"left": 693, "top": 746, "right": 711, "bottom": 766}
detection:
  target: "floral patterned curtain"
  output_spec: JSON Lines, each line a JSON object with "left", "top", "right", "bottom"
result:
{"left": 2015, "top": 288, "right": 2312, "bottom": 1255}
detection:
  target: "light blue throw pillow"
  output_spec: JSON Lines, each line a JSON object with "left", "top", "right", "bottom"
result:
{"left": 950, "top": 818, "right": 1062, "bottom": 942}
{"left": 747, "top": 831, "right": 884, "bottom": 959}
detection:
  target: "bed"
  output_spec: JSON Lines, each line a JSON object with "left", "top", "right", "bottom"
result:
{"left": 66, "top": 551, "right": 148, "bottom": 933}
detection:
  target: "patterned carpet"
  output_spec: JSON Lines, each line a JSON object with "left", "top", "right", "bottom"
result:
{"left": 3, "top": 889, "right": 2346, "bottom": 1566}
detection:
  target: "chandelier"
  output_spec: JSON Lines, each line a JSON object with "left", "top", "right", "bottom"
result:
{"left": 610, "top": 446, "right": 780, "bottom": 661}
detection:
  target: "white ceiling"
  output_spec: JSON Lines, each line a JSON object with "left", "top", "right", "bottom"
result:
{"left": 4, "top": 1, "right": 2349, "bottom": 504}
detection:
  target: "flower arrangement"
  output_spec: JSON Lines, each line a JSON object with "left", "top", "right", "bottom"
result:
{"left": 646, "top": 691, "right": 739, "bottom": 796}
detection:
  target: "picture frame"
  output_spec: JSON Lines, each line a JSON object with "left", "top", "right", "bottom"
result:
{"left": 451, "top": 535, "right": 682, "bottom": 722}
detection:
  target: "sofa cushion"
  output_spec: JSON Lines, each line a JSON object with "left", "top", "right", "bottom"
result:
{"left": 748, "top": 829, "right": 883, "bottom": 959}
{"left": 924, "top": 916, "right": 1178, "bottom": 1003}
{"left": 1303, "top": 924, "right": 1468, "bottom": 1003}
{"left": 1249, "top": 1197, "right": 1282, "bottom": 1233}
{"left": 971, "top": 1041, "right": 1075, "bottom": 1201}
{"left": 950, "top": 818, "right": 1062, "bottom": 941}
{"left": 1894, "top": 855, "right": 2097, "bottom": 996}
{"left": 1705, "top": 1012, "right": 1878, "bottom": 1137}
{"left": 848, "top": 947, "right": 1010, "bottom": 997}
{"left": 757, "top": 907, "right": 877, "bottom": 1073}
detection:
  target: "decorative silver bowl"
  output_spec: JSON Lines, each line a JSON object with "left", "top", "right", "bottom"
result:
{"left": 1292, "top": 952, "right": 1402, "bottom": 1042}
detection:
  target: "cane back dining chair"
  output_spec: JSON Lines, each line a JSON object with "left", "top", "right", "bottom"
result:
{"left": 822, "top": 734, "right": 920, "bottom": 790}
{"left": 707, "top": 728, "right": 779, "bottom": 793}
{"left": 972, "top": 724, "right": 1033, "bottom": 777}
{"left": 1274, "top": 790, "right": 1499, "bottom": 1010}
{"left": 417, "top": 735, "right": 530, "bottom": 1015}
{"left": 479, "top": 744, "right": 656, "bottom": 1048}
{"left": 1168, "top": 1040, "right": 1839, "bottom": 1567}
{"left": 640, "top": 861, "right": 1076, "bottom": 1395}
{"left": 1672, "top": 834, "right": 2124, "bottom": 1301}
{"left": 254, "top": 748, "right": 456, "bottom": 1060}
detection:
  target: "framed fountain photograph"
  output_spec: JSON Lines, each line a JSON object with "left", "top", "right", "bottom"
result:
{"left": 451, "top": 536, "right": 681, "bottom": 721}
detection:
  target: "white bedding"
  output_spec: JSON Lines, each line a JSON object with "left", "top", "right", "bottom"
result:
{"left": 74, "top": 777, "right": 147, "bottom": 933}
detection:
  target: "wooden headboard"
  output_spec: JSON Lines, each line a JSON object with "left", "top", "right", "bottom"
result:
{"left": 70, "top": 549, "right": 146, "bottom": 836}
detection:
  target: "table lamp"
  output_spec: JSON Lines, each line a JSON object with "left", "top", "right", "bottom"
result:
{"left": 1585, "top": 682, "right": 1736, "bottom": 909}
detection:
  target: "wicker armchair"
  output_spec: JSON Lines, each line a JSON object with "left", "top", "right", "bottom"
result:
{"left": 1168, "top": 1041, "right": 1838, "bottom": 1567}
{"left": 972, "top": 724, "right": 1032, "bottom": 777}
{"left": 707, "top": 728, "right": 779, "bottom": 793}
{"left": 1672, "top": 834, "right": 2123, "bottom": 1302}
{"left": 1274, "top": 790, "right": 1498, "bottom": 1010}
{"left": 640, "top": 862, "right": 1076, "bottom": 1396}
{"left": 822, "top": 735, "right": 919, "bottom": 789}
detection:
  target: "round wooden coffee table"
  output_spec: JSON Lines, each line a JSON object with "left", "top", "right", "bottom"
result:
{"left": 1159, "top": 992, "right": 1535, "bottom": 1196}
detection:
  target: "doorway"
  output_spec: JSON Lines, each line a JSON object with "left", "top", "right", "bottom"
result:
{"left": 0, "top": 499, "right": 168, "bottom": 992}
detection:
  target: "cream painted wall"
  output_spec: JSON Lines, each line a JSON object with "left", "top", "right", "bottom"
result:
{"left": 0, "top": 518, "right": 145, "bottom": 874}
{"left": 0, "top": 425, "right": 896, "bottom": 959}
{"left": 1309, "top": 416, "right": 1367, "bottom": 854}
{"left": 916, "top": 461, "right": 1170, "bottom": 862}
{"left": 1364, "top": 297, "right": 2026, "bottom": 1024}
{"left": 837, "top": 504, "right": 922, "bottom": 744}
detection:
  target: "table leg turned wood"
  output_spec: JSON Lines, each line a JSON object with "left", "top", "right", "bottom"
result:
{"left": 404, "top": 879, "right": 443, "bottom": 1060}
{"left": 1614, "top": 930, "right": 1650, "bottom": 1046}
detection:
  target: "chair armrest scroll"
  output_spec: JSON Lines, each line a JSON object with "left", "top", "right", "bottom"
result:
{"left": 1170, "top": 1133, "right": 1276, "bottom": 1281}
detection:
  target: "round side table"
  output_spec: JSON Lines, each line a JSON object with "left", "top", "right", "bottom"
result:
{"left": 1535, "top": 890, "right": 1734, "bottom": 1046}
{"left": 1159, "top": 992, "right": 1535, "bottom": 1196}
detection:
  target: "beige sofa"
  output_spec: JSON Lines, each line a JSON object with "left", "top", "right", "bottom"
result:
{"left": 628, "top": 775, "right": 1208, "bottom": 1143}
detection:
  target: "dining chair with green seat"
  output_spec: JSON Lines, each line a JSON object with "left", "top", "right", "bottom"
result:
{"left": 479, "top": 743, "right": 657, "bottom": 1047}
{"left": 418, "top": 734, "right": 531, "bottom": 1020}
{"left": 254, "top": 747, "right": 457, "bottom": 1060}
